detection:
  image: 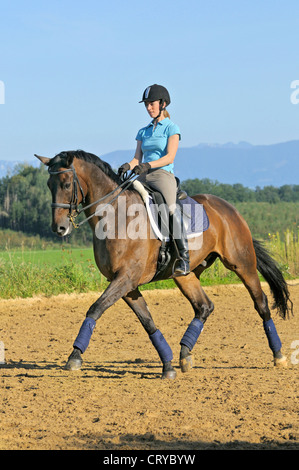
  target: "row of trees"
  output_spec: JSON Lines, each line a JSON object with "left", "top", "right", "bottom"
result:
{"left": 0, "top": 164, "right": 50, "bottom": 236}
{"left": 0, "top": 164, "right": 298, "bottom": 242}
{"left": 181, "top": 178, "right": 299, "bottom": 203}
{"left": 0, "top": 164, "right": 91, "bottom": 243}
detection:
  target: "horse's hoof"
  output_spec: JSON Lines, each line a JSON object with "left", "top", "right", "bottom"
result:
{"left": 65, "top": 348, "right": 83, "bottom": 370}
{"left": 274, "top": 355, "right": 288, "bottom": 368}
{"left": 180, "top": 354, "right": 194, "bottom": 373}
{"left": 162, "top": 362, "right": 177, "bottom": 379}
{"left": 162, "top": 369, "right": 177, "bottom": 380}
{"left": 65, "top": 358, "right": 82, "bottom": 370}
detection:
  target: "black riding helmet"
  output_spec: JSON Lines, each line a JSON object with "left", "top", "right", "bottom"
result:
{"left": 139, "top": 84, "right": 171, "bottom": 121}
{"left": 139, "top": 84, "right": 171, "bottom": 106}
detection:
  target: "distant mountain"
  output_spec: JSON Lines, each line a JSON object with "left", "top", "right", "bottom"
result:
{"left": 1, "top": 140, "right": 298, "bottom": 188}
{"left": 102, "top": 140, "right": 299, "bottom": 188}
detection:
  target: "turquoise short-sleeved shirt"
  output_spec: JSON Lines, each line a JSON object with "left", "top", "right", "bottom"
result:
{"left": 135, "top": 117, "right": 181, "bottom": 173}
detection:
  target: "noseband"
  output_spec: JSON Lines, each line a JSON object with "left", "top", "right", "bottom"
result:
{"left": 48, "top": 163, "right": 135, "bottom": 229}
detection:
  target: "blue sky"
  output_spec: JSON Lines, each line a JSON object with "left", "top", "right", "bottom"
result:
{"left": 0, "top": 0, "right": 298, "bottom": 162}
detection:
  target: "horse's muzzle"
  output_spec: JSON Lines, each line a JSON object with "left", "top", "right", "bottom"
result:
{"left": 52, "top": 220, "right": 73, "bottom": 237}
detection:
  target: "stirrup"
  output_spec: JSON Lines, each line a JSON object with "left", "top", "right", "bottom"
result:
{"left": 172, "top": 257, "right": 190, "bottom": 277}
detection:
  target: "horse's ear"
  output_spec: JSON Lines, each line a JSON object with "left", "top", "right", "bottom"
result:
{"left": 34, "top": 154, "right": 51, "bottom": 166}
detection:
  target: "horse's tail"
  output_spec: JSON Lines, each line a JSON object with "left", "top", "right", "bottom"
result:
{"left": 253, "top": 238, "right": 293, "bottom": 319}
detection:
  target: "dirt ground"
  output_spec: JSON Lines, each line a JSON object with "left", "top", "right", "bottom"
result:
{"left": 0, "top": 282, "right": 298, "bottom": 450}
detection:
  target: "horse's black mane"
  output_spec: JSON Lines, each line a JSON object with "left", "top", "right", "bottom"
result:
{"left": 53, "top": 150, "right": 122, "bottom": 184}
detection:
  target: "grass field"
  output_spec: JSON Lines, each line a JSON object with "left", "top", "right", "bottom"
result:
{"left": 0, "top": 246, "right": 94, "bottom": 268}
{"left": 0, "top": 229, "right": 297, "bottom": 299}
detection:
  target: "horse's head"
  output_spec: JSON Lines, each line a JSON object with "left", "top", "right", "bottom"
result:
{"left": 35, "top": 152, "right": 86, "bottom": 237}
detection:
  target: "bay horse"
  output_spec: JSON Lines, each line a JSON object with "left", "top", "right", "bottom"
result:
{"left": 35, "top": 150, "right": 292, "bottom": 379}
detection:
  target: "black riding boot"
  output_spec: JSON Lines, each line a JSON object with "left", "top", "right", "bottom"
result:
{"left": 169, "top": 211, "right": 190, "bottom": 276}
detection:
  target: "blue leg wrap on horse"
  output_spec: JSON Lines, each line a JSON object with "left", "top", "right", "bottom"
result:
{"left": 263, "top": 319, "right": 282, "bottom": 353}
{"left": 73, "top": 317, "right": 96, "bottom": 353}
{"left": 180, "top": 318, "right": 204, "bottom": 351}
{"left": 149, "top": 330, "right": 173, "bottom": 363}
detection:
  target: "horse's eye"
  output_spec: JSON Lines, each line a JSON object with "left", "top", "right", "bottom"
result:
{"left": 64, "top": 183, "right": 71, "bottom": 190}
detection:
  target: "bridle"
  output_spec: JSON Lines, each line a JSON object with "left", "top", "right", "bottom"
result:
{"left": 48, "top": 163, "right": 136, "bottom": 229}
{"left": 49, "top": 164, "right": 86, "bottom": 210}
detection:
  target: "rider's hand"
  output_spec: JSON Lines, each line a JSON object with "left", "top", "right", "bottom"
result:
{"left": 133, "top": 162, "right": 151, "bottom": 175}
{"left": 118, "top": 162, "right": 131, "bottom": 178}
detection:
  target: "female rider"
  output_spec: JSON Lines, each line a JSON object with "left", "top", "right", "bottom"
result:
{"left": 118, "top": 84, "right": 190, "bottom": 276}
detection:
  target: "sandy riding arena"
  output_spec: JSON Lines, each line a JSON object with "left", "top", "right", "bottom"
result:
{"left": 0, "top": 282, "right": 298, "bottom": 450}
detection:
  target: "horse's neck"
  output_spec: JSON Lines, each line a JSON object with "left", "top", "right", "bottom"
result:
{"left": 86, "top": 166, "right": 117, "bottom": 201}
{"left": 79, "top": 162, "right": 119, "bottom": 225}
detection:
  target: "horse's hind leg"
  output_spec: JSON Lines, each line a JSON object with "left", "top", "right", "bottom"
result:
{"left": 221, "top": 252, "right": 287, "bottom": 368}
{"left": 123, "top": 288, "right": 176, "bottom": 379}
{"left": 174, "top": 272, "right": 214, "bottom": 372}
{"left": 238, "top": 269, "right": 287, "bottom": 367}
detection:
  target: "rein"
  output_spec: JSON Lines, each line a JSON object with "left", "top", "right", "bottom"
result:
{"left": 48, "top": 164, "right": 136, "bottom": 229}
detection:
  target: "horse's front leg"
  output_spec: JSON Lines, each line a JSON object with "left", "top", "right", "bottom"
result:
{"left": 65, "top": 274, "right": 135, "bottom": 370}
{"left": 123, "top": 288, "right": 176, "bottom": 379}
